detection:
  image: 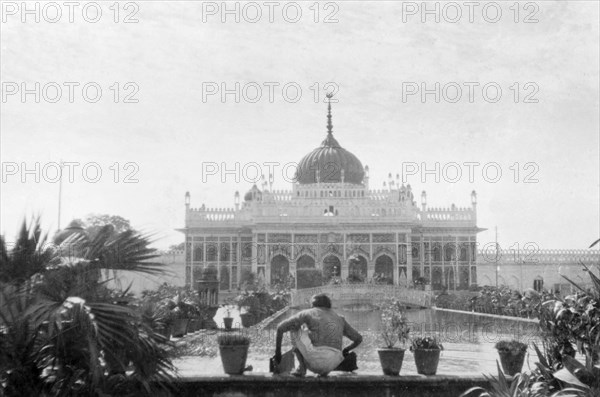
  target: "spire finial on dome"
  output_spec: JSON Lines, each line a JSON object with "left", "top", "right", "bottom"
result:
{"left": 326, "top": 92, "right": 333, "bottom": 135}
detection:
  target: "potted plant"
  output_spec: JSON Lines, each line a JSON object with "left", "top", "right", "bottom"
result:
{"left": 169, "top": 306, "right": 189, "bottom": 337}
{"left": 377, "top": 301, "right": 410, "bottom": 375}
{"left": 239, "top": 308, "right": 256, "bottom": 328}
{"left": 187, "top": 314, "right": 201, "bottom": 333}
{"left": 410, "top": 337, "right": 443, "bottom": 375}
{"left": 223, "top": 307, "right": 234, "bottom": 330}
{"left": 140, "top": 301, "right": 171, "bottom": 340}
{"left": 218, "top": 333, "right": 251, "bottom": 375}
{"left": 495, "top": 340, "right": 527, "bottom": 376}
{"left": 164, "top": 292, "right": 194, "bottom": 337}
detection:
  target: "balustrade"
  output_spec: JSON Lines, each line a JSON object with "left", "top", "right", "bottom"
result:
{"left": 290, "top": 283, "right": 433, "bottom": 308}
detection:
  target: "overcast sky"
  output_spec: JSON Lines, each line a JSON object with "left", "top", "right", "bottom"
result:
{"left": 1, "top": 1, "right": 598, "bottom": 251}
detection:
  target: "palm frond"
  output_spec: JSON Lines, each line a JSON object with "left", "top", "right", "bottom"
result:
{"left": 0, "top": 218, "right": 53, "bottom": 285}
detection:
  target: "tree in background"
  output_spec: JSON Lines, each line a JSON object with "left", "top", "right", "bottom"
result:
{"left": 168, "top": 242, "right": 185, "bottom": 251}
{"left": 71, "top": 214, "right": 133, "bottom": 239}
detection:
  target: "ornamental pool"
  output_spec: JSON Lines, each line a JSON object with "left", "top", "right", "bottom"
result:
{"left": 174, "top": 306, "right": 542, "bottom": 377}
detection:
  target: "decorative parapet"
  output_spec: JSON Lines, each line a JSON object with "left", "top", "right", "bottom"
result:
{"left": 367, "top": 189, "right": 397, "bottom": 201}
{"left": 262, "top": 190, "right": 293, "bottom": 202}
{"left": 476, "top": 248, "right": 600, "bottom": 264}
{"left": 185, "top": 193, "right": 475, "bottom": 226}
{"left": 418, "top": 207, "right": 476, "bottom": 223}
{"left": 188, "top": 207, "right": 237, "bottom": 222}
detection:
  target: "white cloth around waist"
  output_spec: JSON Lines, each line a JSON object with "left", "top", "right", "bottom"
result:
{"left": 292, "top": 326, "right": 344, "bottom": 375}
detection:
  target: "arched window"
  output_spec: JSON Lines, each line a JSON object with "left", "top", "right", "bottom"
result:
{"left": 374, "top": 255, "right": 394, "bottom": 284}
{"left": 270, "top": 255, "right": 289, "bottom": 285}
{"left": 348, "top": 255, "right": 367, "bottom": 283}
{"left": 206, "top": 244, "right": 217, "bottom": 261}
{"left": 322, "top": 255, "right": 341, "bottom": 282}
{"left": 296, "top": 255, "right": 320, "bottom": 288}
{"left": 296, "top": 255, "right": 315, "bottom": 269}
{"left": 432, "top": 244, "right": 441, "bottom": 261}
{"left": 193, "top": 243, "right": 203, "bottom": 262}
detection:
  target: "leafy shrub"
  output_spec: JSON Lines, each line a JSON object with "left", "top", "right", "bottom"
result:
{"left": 410, "top": 337, "right": 443, "bottom": 351}
{"left": 233, "top": 287, "right": 289, "bottom": 325}
{"left": 380, "top": 300, "right": 410, "bottom": 348}
{"left": 239, "top": 268, "right": 257, "bottom": 290}
{"left": 461, "top": 239, "right": 600, "bottom": 397}
{"left": 296, "top": 269, "right": 323, "bottom": 289}
{"left": 347, "top": 273, "right": 364, "bottom": 283}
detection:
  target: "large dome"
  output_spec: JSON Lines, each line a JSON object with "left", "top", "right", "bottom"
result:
{"left": 295, "top": 134, "right": 365, "bottom": 184}
{"left": 295, "top": 100, "right": 365, "bottom": 185}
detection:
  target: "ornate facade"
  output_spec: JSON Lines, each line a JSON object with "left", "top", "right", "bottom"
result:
{"left": 182, "top": 98, "right": 482, "bottom": 290}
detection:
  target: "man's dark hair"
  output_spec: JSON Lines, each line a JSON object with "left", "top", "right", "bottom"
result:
{"left": 311, "top": 294, "right": 331, "bottom": 309}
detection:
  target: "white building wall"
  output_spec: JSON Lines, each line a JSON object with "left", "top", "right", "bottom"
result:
{"left": 104, "top": 249, "right": 186, "bottom": 295}
{"left": 476, "top": 249, "right": 598, "bottom": 293}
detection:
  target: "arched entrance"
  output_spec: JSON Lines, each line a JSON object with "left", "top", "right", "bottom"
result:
{"left": 374, "top": 255, "right": 394, "bottom": 284}
{"left": 297, "top": 255, "right": 315, "bottom": 269}
{"left": 296, "top": 255, "right": 322, "bottom": 288}
{"left": 323, "top": 255, "right": 341, "bottom": 283}
{"left": 270, "top": 255, "right": 289, "bottom": 285}
{"left": 348, "top": 255, "right": 367, "bottom": 283}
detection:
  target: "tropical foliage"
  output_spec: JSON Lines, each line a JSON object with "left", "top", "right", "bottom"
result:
{"left": 0, "top": 218, "right": 176, "bottom": 397}
{"left": 460, "top": 239, "right": 600, "bottom": 397}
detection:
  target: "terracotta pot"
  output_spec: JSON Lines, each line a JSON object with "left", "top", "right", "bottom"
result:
{"left": 240, "top": 313, "right": 256, "bottom": 328}
{"left": 171, "top": 319, "right": 189, "bottom": 337}
{"left": 223, "top": 317, "right": 234, "bottom": 330}
{"left": 498, "top": 350, "right": 526, "bottom": 376}
{"left": 188, "top": 319, "right": 202, "bottom": 332}
{"left": 377, "top": 348, "right": 405, "bottom": 376}
{"left": 219, "top": 344, "right": 249, "bottom": 375}
{"left": 156, "top": 325, "right": 171, "bottom": 339}
{"left": 413, "top": 349, "right": 441, "bottom": 375}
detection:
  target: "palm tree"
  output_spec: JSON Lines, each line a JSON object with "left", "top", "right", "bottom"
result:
{"left": 0, "top": 218, "right": 177, "bottom": 397}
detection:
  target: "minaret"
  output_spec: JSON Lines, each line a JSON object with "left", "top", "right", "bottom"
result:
{"left": 321, "top": 92, "right": 339, "bottom": 148}
{"left": 184, "top": 191, "right": 190, "bottom": 228}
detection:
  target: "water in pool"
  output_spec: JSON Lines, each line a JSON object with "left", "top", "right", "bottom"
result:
{"left": 174, "top": 305, "right": 541, "bottom": 376}
{"left": 266, "top": 305, "right": 540, "bottom": 375}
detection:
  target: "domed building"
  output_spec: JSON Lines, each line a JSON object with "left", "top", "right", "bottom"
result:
{"left": 182, "top": 98, "right": 482, "bottom": 292}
